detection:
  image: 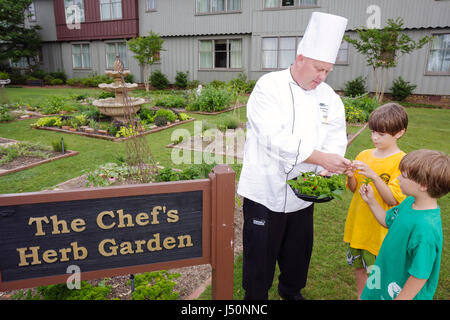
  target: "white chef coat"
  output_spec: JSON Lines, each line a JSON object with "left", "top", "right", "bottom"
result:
{"left": 237, "top": 68, "right": 347, "bottom": 213}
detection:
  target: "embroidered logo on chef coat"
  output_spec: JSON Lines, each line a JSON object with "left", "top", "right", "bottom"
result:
{"left": 319, "top": 103, "right": 329, "bottom": 124}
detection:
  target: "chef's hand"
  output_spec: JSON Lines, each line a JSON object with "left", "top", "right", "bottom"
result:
{"left": 305, "top": 150, "right": 351, "bottom": 174}
{"left": 318, "top": 169, "right": 331, "bottom": 176}
{"left": 320, "top": 153, "right": 352, "bottom": 174}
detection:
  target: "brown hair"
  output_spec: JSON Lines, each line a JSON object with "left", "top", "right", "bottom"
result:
{"left": 399, "top": 149, "right": 450, "bottom": 198}
{"left": 369, "top": 103, "right": 408, "bottom": 136}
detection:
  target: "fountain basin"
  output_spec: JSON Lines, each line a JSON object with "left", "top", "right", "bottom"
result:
{"left": 93, "top": 97, "right": 145, "bottom": 123}
{"left": 98, "top": 82, "right": 139, "bottom": 93}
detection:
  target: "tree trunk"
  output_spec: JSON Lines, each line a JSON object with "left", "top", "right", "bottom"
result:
{"left": 143, "top": 64, "right": 150, "bottom": 92}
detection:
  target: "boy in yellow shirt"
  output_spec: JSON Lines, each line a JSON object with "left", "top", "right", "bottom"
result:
{"left": 344, "top": 103, "right": 408, "bottom": 299}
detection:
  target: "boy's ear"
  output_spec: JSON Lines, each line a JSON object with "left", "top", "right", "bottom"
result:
{"left": 394, "top": 129, "right": 406, "bottom": 139}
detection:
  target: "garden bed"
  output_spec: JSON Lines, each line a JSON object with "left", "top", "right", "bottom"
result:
{"left": 0, "top": 139, "right": 79, "bottom": 177}
{"left": 32, "top": 118, "right": 195, "bottom": 142}
{"left": 153, "top": 103, "right": 246, "bottom": 116}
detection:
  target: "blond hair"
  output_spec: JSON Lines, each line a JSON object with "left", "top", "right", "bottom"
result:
{"left": 399, "top": 149, "right": 450, "bottom": 198}
{"left": 369, "top": 103, "right": 408, "bottom": 136}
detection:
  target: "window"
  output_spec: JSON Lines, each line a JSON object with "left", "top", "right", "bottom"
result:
{"left": 196, "top": 0, "right": 241, "bottom": 13}
{"left": 262, "top": 37, "right": 349, "bottom": 68}
{"left": 10, "top": 57, "right": 30, "bottom": 69}
{"left": 199, "top": 39, "right": 242, "bottom": 69}
{"left": 65, "top": 0, "right": 85, "bottom": 23}
{"left": 335, "top": 41, "right": 349, "bottom": 65}
{"left": 106, "top": 42, "right": 128, "bottom": 69}
{"left": 147, "top": 0, "right": 156, "bottom": 11}
{"left": 262, "top": 37, "right": 301, "bottom": 69}
{"left": 264, "top": 0, "right": 317, "bottom": 8}
{"left": 100, "top": 0, "right": 122, "bottom": 21}
{"left": 28, "top": 2, "right": 36, "bottom": 22}
{"left": 72, "top": 44, "right": 91, "bottom": 69}
{"left": 426, "top": 34, "right": 450, "bottom": 74}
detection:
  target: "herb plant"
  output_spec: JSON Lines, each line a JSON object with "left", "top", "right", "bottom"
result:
{"left": 287, "top": 172, "right": 346, "bottom": 200}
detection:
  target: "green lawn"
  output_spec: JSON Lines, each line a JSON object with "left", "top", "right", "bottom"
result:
{"left": 1, "top": 88, "right": 449, "bottom": 300}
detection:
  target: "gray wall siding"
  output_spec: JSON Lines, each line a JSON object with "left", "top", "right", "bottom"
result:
{"left": 34, "top": 0, "right": 449, "bottom": 95}
{"left": 34, "top": 0, "right": 58, "bottom": 42}
{"left": 138, "top": 0, "right": 254, "bottom": 37}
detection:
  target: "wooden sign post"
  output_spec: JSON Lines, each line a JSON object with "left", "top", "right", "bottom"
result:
{"left": 0, "top": 164, "right": 235, "bottom": 300}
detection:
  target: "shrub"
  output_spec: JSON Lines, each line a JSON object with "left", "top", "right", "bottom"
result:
{"left": 33, "top": 116, "right": 62, "bottom": 127}
{"left": 30, "top": 69, "right": 47, "bottom": 80}
{"left": 98, "top": 91, "right": 115, "bottom": 99}
{"left": 41, "top": 96, "right": 67, "bottom": 114}
{"left": 221, "top": 115, "right": 240, "bottom": 130}
{"left": 187, "top": 79, "right": 201, "bottom": 89}
{"left": 0, "top": 71, "right": 9, "bottom": 80}
{"left": 66, "top": 77, "right": 82, "bottom": 86}
{"left": 189, "top": 86, "right": 232, "bottom": 112}
{"left": 178, "top": 112, "right": 190, "bottom": 121}
{"left": 124, "top": 74, "right": 134, "bottom": 83}
{"left": 128, "top": 271, "right": 180, "bottom": 300}
{"left": 0, "top": 105, "right": 14, "bottom": 122}
{"left": 342, "top": 95, "right": 379, "bottom": 123}
{"left": 154, "top": 115, "right": 168, "bottom": 127}
{"left": 9, "top": 71, "right": 27, "bottom": 85}
{"left": 49, "top": 71, "right": 67, "bottom": 83}
{"left": 50, "top": 78, "right": 64, "bottom": 85}
{"left": 155, "top": 108, "right": 177, "bottom": 122}
{"left": 154, "top": 95, "right": 186, "bottom": 109}
{"left": 208, "top": 80, "right": 227, "bottom": 89}
{"left": 390, "top": 76, "right": 417, "bottom": 101}
{"left": 343, "top": 76, "right": 367, "bottom": 97}
{"left": 150, "top": 70, "right": 169, "bottom": 89}
{"left": 81, "top": 74, "right": 113, "bottom": 87}
{"left": 175, "top": 71, "right": 189, "bottom": 89}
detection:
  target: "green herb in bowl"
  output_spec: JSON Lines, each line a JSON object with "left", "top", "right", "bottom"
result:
{"left": 287, "top": 172, "right": 346, "bottom": 202}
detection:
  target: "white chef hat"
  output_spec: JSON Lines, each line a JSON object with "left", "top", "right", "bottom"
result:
{"left": 297, "top": 12, "right": 348, "bottom": 64}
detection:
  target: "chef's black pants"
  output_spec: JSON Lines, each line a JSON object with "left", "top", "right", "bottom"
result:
{"left": 242, "top": 197, "right": 314, "bottom": 300}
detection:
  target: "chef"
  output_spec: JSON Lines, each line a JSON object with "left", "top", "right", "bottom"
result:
{"left": 237, "top": 12, "right": 351, "bottom": 300}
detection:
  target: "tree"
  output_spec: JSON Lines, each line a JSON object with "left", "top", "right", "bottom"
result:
{"left": 344, "top": 17, "right": 432, "bottom": 102}
{"left": 0, "top": 0, "right": 42, "bottom": 72}
{"left": 127, "top": 31, "right": 164, "bottom": 91}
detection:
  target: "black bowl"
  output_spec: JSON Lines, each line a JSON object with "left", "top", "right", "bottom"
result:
{"left": 289, "top": 184, "right": 334, "bottom": 203}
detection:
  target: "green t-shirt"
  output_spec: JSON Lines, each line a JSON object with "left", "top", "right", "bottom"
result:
{"left": 361, "top": 196, "right": 442, "bottom": 300}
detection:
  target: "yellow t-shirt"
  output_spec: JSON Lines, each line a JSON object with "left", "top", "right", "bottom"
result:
{"left": 343, "top": 149, "right": 406, "bottom": 256}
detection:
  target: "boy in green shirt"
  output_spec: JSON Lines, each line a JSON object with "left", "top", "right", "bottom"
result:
{"left": 359, "top": 149, "right": 449, "bottom": 300}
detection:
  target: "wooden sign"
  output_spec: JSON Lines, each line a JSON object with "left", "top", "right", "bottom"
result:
{"left": 0, "top": 165, "right": 235, "bottom": 299}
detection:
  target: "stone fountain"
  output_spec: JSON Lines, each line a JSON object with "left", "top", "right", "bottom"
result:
{"left": 93, "top": 55, "right": 145, "bottom": 123}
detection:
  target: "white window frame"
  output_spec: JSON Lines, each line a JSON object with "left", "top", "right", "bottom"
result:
{"left": 28, "top": 2, "right": 37, "bottom": 22}
{"left": 335, "top": 41, "right": 349, "bottom": 65}
{"left": 146, "top": 0, "right": 156, "bottom": 11}
{"left": 72, "top": 43, "right": 91, "bottom": 69}
{"left": 198, "top": 38, "right": 243, "bottom": 70}
{"left": 261, "top": 36, "right": 302, "bottom": 70}
{"left": 261, "top": 37, "right": 348, "bottom": 69}
{"left": 105, "top": 41, "right": 128, "bottom": 69}
{"left": 264, "top": 0, "right": 318, "bottom": 9}
{"left": 100, "top": 0, "right": 122, "bottom": 21}
{"left": 196, "top": 0, "right": 241, "bottom": 14}
{"left": 425, "top": 33, "right": 450, "bottom": 75}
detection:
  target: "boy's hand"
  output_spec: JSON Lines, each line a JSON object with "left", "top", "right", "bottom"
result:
{"left": 352, "top": 160, "right": 377, "bottom": 180}
{"left": 359, "top": 183, "right": 375, "bottom": 203}
{"left": 344, "top": 163, "right": 356, "bottom": 177}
